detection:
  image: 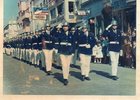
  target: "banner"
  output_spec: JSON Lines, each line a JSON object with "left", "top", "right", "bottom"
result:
{"left": 33, "top": 7, "right": 48, "bottom": 12}
{"left": 33, "top": 7, "right": 48, "bottom": 15}
{"left": 33, "top": 15, "right": 47, "bottom": 20}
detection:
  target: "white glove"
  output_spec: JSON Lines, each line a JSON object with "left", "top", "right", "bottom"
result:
{"left": 86, "top": 44, "right": 91, "bottom": 48}
{"left": 55, "top": 49, "right": 58, "bottom": 53}
{"left": 72, "top": 53, "right": 74, "bottom": 56}
{"left": 106, "top": 24, "right": 112, "bottom": 30}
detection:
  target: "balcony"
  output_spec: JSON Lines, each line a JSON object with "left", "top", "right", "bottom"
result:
{"left": 17, "top": 12, "right": 30, "bottom": 24}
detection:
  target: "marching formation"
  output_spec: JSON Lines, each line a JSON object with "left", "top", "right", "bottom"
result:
{"left": 4, "top": 20, "right": 123, "bottom": 86}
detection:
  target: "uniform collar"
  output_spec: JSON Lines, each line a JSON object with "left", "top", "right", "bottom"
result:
{"left": 84, "top": 31, "right": 89, "bottom": 37}
{"left": 112, "top": 29, "right": 117, "bottom": 33}
{"left": 64, "top": 31, "right": 69, "bottom": 36}
{"left": 46, "top": 30, "right": 50, "bottom": 34}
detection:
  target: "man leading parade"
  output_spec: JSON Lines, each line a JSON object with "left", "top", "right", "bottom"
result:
{"left": 102, "top": 19, "right": 122, "bottom": 80}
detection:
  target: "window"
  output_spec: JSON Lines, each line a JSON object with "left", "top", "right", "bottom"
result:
{"left": 57, "top": 3, "right": 64, "bottom": 16}
{"left": 50, "top": 8, "right": 56, "bottom": 19}
{"left": 81, "top": 0, "right": 89, "bottom": 3}
{"left": 40, "top": 3, "right": 43, "bottom": 7}
{"left": 43, "top": 0, "right": 48, "bottom": 6}
{"left": 76, "top": 0, "right": 79, "bottom": 8}
{"left": 68, "top": 2, "right": 74, "bottom": 13}
{"left": 22, "top": 18, "right": 30, "bottom": 27}
{"left": 43, "top": 0, "right": 45, "bottom": 4}
{"left": 40, "top": 3, "right": 42, "bottom": 7}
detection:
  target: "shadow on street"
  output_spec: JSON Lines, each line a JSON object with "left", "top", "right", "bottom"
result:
{"left": 53, "top": 73, "right": 64, "bottom": 84}
{"left": 70, "top": 71, "right": 82, "bottom": 81}
{"left": 90, "top": 70, "right": 112, "bottom": 79}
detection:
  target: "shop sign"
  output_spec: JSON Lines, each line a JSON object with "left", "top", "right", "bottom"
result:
{"left": 33, "top": 15, "right": 46, "bottom": 20}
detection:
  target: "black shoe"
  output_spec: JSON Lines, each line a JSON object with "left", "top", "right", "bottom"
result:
{"left": 81, "top": 75, "right": 85, "bottom": 81}
{"left": 46, "top": 71, "right": 52, "bottom": 75}
{"left": 63, "top": 79, "right": 68, "bottom": 86}
{"left": 112, "top": 76, "right": 119, "bottom": 80}
{"left": 29, "top": 62, "right": 32, "bottom": 65}
{"left": 34, "top": 64, "right": 38, "bottom": 68}
{"left": 85, "top": 77, "right": 91, "bottom": 81}
{"left": 70, "top": 64, "right": 75, "bottom": 68}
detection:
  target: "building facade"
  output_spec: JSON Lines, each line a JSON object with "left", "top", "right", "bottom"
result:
{"left": 17, "top": 0, "right": 31, "bottom": 33}
{"left": 111, "top": 0, "right": 136, "bottom": 33}
{"left": 15, "top": 0, "right": 136, "bottom": 36}
{"left": 30, "top": 0, "right": 48, "bottom": 32}
{"left": 78, "top": 0, "right": 136, "bottom": 38}
{"left": 47, "top": 0, "right": 77, "bottom": 27}
{"left": 17, "top": 0, "right": 49, "bottom": 33}
{"left": 4, "top": 20, "right": 19, "bottom": 38}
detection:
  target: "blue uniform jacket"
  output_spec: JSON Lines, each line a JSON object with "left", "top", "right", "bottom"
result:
{"left": 52, "top": 30, "right": 61, "bottom": 50}
{"left": 20, "top": 38, "right": 23, "bottom": 48}
{"left": 41, "top": 31, "right": 54, "bottom": 50}
{"left": 21, "top": 38, "right": 25, "bottom": 49}
{"left": 32, "top": 35, "right": 39, "bottom": 50}
{"left": 58, "top": 31, "right": 75, "bottom": 55}
{"left": 38, "top": 34, "right": 42, "bottom": 50}
{"left": 17, "top": 38, "right": 22, "bottom": 49}
{"left": 70, "top": 31, "right": 79, "bottom": 53}
{"left": 24, "top": 37, "right": 28, "bottom": 49}
{"left": 102, "top": 29, "right": 122, "bottom": 52}
{"left": 23, "top": 38, "right": 27, "bottom": 49}
{"left": 78, "top": 32, "right": 96, "bottom": 55}
{"left": 26, "top": 37, "right": 32, "bottom": 49}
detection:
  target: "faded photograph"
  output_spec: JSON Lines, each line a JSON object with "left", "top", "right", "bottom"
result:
{"left": 3, "top": 0, "right": 136, "bottom": 95}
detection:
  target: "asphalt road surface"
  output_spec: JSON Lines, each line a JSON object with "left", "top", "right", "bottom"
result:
{"left": 3, "top": 54, "right": 136, "bottom": 95}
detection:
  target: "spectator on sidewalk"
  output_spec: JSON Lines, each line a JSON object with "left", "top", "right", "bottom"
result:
{"left": 123, "top": 39, "right": 133, "bottom": 68}
{"left": 92, "top": 44, "right": 97, "bottom": 63}
{"left": 101, "top": 37, "right": 109, "bottom": 64}
{"left": 96, "top": 42, "right": 103, "bottom": 64}
{"left": 132, "top": 41, "right": 136, "bottom": 69}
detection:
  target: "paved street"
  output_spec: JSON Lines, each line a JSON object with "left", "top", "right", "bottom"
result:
{"left": 3, "top": 54, "right": 136, "bottom": 95}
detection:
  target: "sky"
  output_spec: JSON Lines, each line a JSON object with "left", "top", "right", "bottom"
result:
{"left": 4, "top": 0, "right": 19, "bottom": 27}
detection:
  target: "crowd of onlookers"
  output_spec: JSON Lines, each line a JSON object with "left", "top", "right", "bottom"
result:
{"left": 91, "top": 28, "right": 136, "bottom": 69}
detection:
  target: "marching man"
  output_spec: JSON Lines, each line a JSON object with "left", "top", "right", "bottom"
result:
{"left": 52, "top": 24, "right": 62, "bottom": 69}
{"left": 102, "top": 19, "right": 122, "bottom": 80}
{"left": 42, "top": 24, "right": 54, "bottom": 75}
{"left": 58, "top": 22, "right": 75, "bottom": 85}
{"left": 78, "top": 25, "right": 96, "bottom": 81}
{"left": 31, "top": 30, "right": 39, "bottom": 67}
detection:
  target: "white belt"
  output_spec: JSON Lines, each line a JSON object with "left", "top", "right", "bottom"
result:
{"left": 33, "top": 43, "right": 37, "bottom": 45}
{"left": 44, "top": 41, "right": 52, "bottom": 43}
{"left": 79, "top": 44, "right": 87, "bottom": 47}
{"left": 60, "top": 42, "right": 71, "bottom": 46}
{"left": 109, "top": 41, "right": 119, "bottom": 44}
{"left": 39, "top": 42, "right": 42, "bottom": 44}
{"left": 55, "top": 42, "right": 59, "bottom": 44}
